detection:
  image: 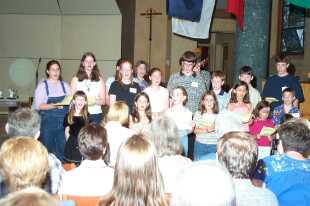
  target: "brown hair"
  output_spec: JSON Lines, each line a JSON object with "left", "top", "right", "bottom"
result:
{"left": 173, "top": 86, "right": 188, "bottom": 106}
{"left": 118, "top": 59, "right": 134, "bottom": 85}
{"left": 134, "top": 60, "right": 149, "bottom": 81}
{"left": 179, "top": 51, "right": 197, "bottom": 77}
{"left": 252, "top": 100, "right": 271, "bottom": 119}
{"left": 67, "top": 90, "right": 88, "bottom": 125}
{"left": 45, "top": 60, "right": 63, "bottom": 81}
{"left": 274, "top": 54, "right": 289, "bottom": 64}
{"left": 131, "top": 92, "right": 152, "bottom": 123}
{"left": 199, "top": 90, "right": 219, "bottom": 114}
{"left": 229, "top": 81, "right": 250, "bottom": 104}
{"left": 76, "top": 52, "right": 101, "bottom": 81}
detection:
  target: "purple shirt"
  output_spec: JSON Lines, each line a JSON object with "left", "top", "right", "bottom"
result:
{"left": 34, "top": 79, "right": 71, "bottom": 110}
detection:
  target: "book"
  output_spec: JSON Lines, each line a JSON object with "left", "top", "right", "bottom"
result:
{"left": 260, "top": 126, "right": 276, "bottom": 136}
{"left": 54, "top": 95, "right": 96, "bottom": 106}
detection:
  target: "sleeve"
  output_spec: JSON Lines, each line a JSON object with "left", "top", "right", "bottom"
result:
{"left": 63, "top": 114, "right": 69, "bottom": 128}
{"left": 262, "top": 78, "right": 272, "bottom": 98}
{"left": 108, "top": 81, "right": 118, "bottom": 95}
{"left": 292, "top": 77, "right": 304, "bottom": 102}
{"left": 34, "top": 82, "right": 48, "bottom": 110}
{"left": 64, "top": 82, "right": 71, "bottom": 96}
{"left": 193, "top": 111, "right": 200, "bottom": 124}
{"left": 136, "top": 83, "right": 142, "bottom": 93}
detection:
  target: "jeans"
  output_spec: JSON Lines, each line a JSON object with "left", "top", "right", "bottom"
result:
{"left": 89, "top": 113, "right": 102, "bottom": 125}
{"left": 194, "top": 142, "right": 217, "bottom": 161}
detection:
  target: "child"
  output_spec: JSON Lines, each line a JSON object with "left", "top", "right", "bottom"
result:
{"left": 143, "top": 68, "right": 169, "bottom": 117}
{"left": 133, "top": 60, "right": 149, "bottom": 90}
{"left": 272, "top": 88, "right": 300, "bottom": 126}
{"left": 193, "top": 91, "right": 219, "bottom": 160}
{"left": 166, "top": 86, "right": 193, "bottom": 156}
{"left": 64, "top": 91, "right": 89, "bottom": 164}
{"left": 130, "top": 92, "right": 152, "bottom": 134}
{"left": 249, "top": 100, "right": 275, "bottom": 159}
{"left": 238, "top": 66, "right": 261, "bottom": 108}
{"left": 227, "top": 81, "right": 252, "bottom": 131}
{"left": 210, "top": 70, "right": 229, "bottom": 111}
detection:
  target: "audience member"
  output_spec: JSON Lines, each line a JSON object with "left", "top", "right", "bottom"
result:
{"left": 59, "top": 123, "right": 113, "bottom": 196}
{"left": 99, "top": 134, "right": 169, "bottom": 206}
{"left": 148, "top": 115, "right": 192, "bottom": 192}
{"left": 217, "top": 132, "right": 278, "bottom": 206}
{"left": 171, "top": 161, "right": 235, "bottom": 206}
{"left": 253, "top": 120, "right": 310, "bottom": 206}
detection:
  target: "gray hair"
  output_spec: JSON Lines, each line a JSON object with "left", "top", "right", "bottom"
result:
{"left": 147, "top": 115, "right": 182, "bottom": 157}
{"left": 171, "top": 161, "right": 236, "bottom": 206}
{"left": 7, "top": 108, "right": 41, "bottom": 137}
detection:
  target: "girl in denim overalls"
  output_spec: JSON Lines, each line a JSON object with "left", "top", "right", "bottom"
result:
{"left": 34, "top": 60, "right": 70, "bottom": 161}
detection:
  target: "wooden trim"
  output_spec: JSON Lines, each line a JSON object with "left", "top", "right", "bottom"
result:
{"left": 214, "top": 9, "right": 233, "bottom": 19}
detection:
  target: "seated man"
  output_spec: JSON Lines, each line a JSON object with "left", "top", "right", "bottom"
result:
{"left": 253, "top": 120, "right": 310, "bottom": 206}
{"left": 5, "top": 107, "right": 63, "bottom": 194}
{"left": 217, "top": 131, "right": 278, "bottom": 206}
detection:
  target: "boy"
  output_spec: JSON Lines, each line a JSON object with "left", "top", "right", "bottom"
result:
{"left": 272, "top": 88, "right": 300, "bottom": 126}
{"left": 210, "top": 70, "right": 229, "bottom": 111}
{"left": 238, "top": 66, "right": 261, "bottom": 108}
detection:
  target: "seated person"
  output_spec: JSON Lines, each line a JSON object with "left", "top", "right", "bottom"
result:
{"left": 58, "top": 123, "right": 114, "bottom": 196}
{"left": 171, "top": 161, "right": 235, "bottom": 206}
{"left": 217, "top": 132, "right": 278, "bottom": 206}
{"left": 253, "top": 120, "right": 310, "bottom": 206}
{"left": 5, "top": 108, "right": 63, "bottom": 194}
{"left": 272, "top": 88, "right": 300, "bottom": 126}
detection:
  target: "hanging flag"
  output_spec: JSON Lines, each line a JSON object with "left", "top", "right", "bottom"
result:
{"left": 289, "top": 0, "right": 310, "bottom": 8}
{"left": 167, "top": 0, "right": 203, "bottom": 22}
{"left": 227, "top": 0, "right": 245, "bottom": 31}
{"left": 172, "top": 0, "right": 216, "bottom": 39}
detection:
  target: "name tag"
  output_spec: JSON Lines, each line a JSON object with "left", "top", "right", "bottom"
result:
{"left": 129, "top": 88, "right": 137, "bottom": 93}
{"left": 191, "top": 81, "right": 198, "bottom": 88}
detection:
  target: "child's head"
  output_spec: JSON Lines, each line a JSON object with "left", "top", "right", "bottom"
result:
{"left": 282, "top": 88, "right": 295, "bottom": 106}
{"left": 132, "top": 92, "right": 152, "bottom": 123}
{"left": 68, "top": 91, "right": 88, "bottom": 124}
{"left": 211, "top": 71, "right": 225, "bottom": 91}
{"left": 200, "top": 91, "right": 219, "bottom": 114}
{"left": 149, "top": 68, "right": 162, "bottom": 86}
{"left": 134, "top": 60, "right": 149, "bottom": 80}
{"left": 252, "top": 100, "right": 271, "bottom": 120}
{"left": 179, "top": 51, "right": 197, "bottom": 76}
{"left": 238, "top": 66, "right": 253, "bottom": 85}
{"left": 172, "top": 86, "right": 188, "bottom": 106}
{"left": 274, "top": 55, "right": 289, "bottom": 76}
{"left": 118, "top": 60, "right": 133, "bottom": 82}
{"left": 77, "top": 52, "right": 100, "bottom": 81}
{"left": 230, "top": 81, "right": 250, "bottom": 104}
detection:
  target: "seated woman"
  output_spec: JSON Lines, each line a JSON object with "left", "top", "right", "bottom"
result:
{"left": 99, "top": 134, "right": 169, "bottom": 206}
{"left": 58, "top": 123, "right": 114, "bottom": 196}
{"left": 148, "top": 116, "right": 192, "bottom": 193}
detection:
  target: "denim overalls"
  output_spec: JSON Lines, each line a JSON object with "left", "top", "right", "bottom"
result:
{"left": 40, "top": 80, "right": 68, "bottom": 162}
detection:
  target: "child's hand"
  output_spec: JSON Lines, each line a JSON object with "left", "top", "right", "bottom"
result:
{"left": 206, "top": 125, "right": 215, "bottom": 133}
{"left": 256, "top": 134, "right": 261, "bottom": 139}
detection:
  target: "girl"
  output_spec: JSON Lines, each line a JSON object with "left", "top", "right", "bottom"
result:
{"left": 130, "top": 92, "right": 152, "bottom": 134}
{"left": 63, "top": 91, "right": 88, "bottom": 164}
{"left": 144, "top": 68, "right": 169, "bottom": 117}
{"left": 109, "top": 60, "right": 141, "bottom": 112}
{"left": 166, "top": 86, "right": 193, "bottom": 157}
{"left": 71, "top": 52, "right": 106, "bottom": 124}
{"left": 133, "top": 60, "right": 149, "bottom": 90}
{"left": 227, "top": 81, "right": 252, "bottom": 131}
{"left": 193, "top": 91, "right": 219, "bottom": 160}
{"left": 34, "top": 60, "right": 70, "bottom": 161}
{"left": 250, "top": 100, "right": 275, "bottom": 159}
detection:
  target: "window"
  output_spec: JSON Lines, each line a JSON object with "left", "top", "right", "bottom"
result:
{"left": 280, "top": 0, "right": 306, "bottom": 55}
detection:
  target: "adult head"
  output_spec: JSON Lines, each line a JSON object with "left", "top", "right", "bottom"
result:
{"left": 274, "top": 54, "right": 289, "bottom": 77}
{"left": 179, "top": 51, "right": 197, "bottom": 76}
{"left": 277, "top": 120, "right": 310, "bottom": 157}
{"left": 217, "top": 132, "right": 258, "bottom": 179}
{"left": 148, "top": 115, "right": 182, "bottom": 157}
{"left": 78, "top": 123, "right": 109, "bottom": 162}
{"left": 100, "top": 134, "right": 167, "bottom": 206}
{"left": 105, "top": 101, "right": 129, "bottom": 127}
{"left": 45, "top": 60, "right": 63, "bottom": 81}
{"left": 5, "top": 107, "right": 41, "bottom": 139}
{"left": 77, "top": 52, "right": 100, "bottom": 81}
{"left": 171, "top": 161, "right": 235, "bottom": 206}
{"left": 0, "top": 137, "right": 49, "bottom": 192}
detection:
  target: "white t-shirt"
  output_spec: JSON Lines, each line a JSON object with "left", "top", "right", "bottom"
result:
{"left": 166, "top": 106, "right": 193, "bottom": 131}
{"left": 144, "top": 86, "right": 169, "bottom": 113}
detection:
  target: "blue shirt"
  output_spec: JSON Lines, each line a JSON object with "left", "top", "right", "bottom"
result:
{"left": 253, "top": 154, "right": 310, "bottom": 206}
{"left": 272, "top": 104, "right": 300, "bottom": 126}
{"left": 262, "top": 74, "right": 304, "bottom": 108}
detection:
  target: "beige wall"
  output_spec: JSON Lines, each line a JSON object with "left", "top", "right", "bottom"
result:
{"left": 0, "top": 14, "right": 121, "bottom": 99}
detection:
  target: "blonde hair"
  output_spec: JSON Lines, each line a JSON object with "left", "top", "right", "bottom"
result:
{"left": 0, "top": 187, "right": 58, "bottom": 206}
{"left": 67, "top": 90, "right": 88, "bottom": 125}
{"left": 217, "top": 132, "right": 258, "bottom": 179}
{"left": 106, "top": 101, "right": 129, "bottom": 126}
{"left": 99, "top": 134, "right": 168, "bottom": 206}
{"left": 0, "top": 137, "right": 49, "bottom": 192}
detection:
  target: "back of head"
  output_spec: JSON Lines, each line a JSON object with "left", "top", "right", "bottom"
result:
{"left": 0, "top": 187, "right": 58, "bottom": 206}
{"left": 0, "top": 137, "right": 49, "bottom": 192}
{"left": 171, "top": 161, "right": 235, "bottom": 206}
{"left": 148, "top": 115, "right": 182, "bottom": 157}
{"left": 278, "top": 120, "right": 310, "bottom": 156}
{"left": 78, "top": 123, "right": 109, "bottom": 161}
{"left": 217, "top": 132, "right": 258, "bottom": 179}
{"left": 110, "top": 134, "right": 166, "bottom": 206}
{"left": 106, "top": 101, "right": 129, "bottom": 126}
{"left": 6, "top": 107, "right": 41, "bottom": 137}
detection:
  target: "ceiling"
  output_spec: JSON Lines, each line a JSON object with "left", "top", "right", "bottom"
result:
{"left": 0, "top": 0, "right": 120, "bottom": 15}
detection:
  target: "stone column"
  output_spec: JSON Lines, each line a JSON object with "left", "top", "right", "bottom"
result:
{"left": 233, "top": 0, "right": 271, "bottom": 91}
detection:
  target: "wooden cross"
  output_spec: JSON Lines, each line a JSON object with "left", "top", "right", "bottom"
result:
{"left": 140, "top": 8, "right": 162, "bottom": 68}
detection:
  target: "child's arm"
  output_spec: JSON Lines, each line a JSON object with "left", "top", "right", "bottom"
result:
{"left": 64, "top": 126, "right": 70, "bottom": 140}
